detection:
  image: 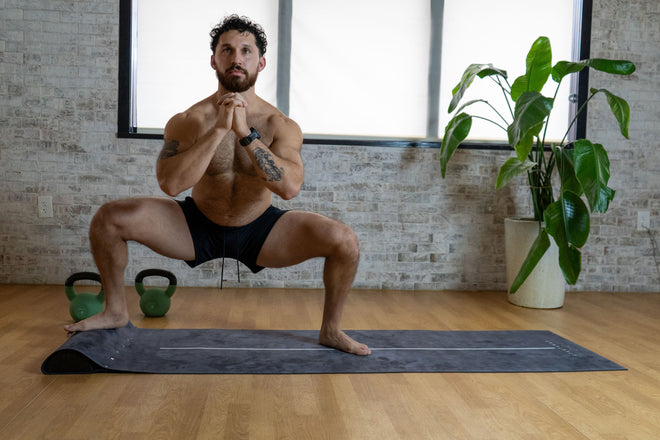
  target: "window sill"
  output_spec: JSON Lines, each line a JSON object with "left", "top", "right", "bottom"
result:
{"left": 116, "top": 130, "right": 512, "bottom": 151}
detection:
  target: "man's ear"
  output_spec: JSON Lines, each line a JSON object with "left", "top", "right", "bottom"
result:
{"left": 258, "top": 56, "right": 266, "bottom": 72}
{"left": 211, "top": 54, "right": 218, "bottom": 71}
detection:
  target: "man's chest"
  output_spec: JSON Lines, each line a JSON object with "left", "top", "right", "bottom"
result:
{"left": 205, "top": 120, "right": 273, "bottom": 177}
{"left": 206, "top": 136, "right": 252, "bottom": 176}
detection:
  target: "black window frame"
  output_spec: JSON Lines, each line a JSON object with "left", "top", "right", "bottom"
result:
{"left": 117, "top": 0, "right": 592, "bottom": 150}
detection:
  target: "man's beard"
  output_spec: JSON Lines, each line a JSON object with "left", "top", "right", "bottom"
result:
{"left": 217, "top": 65, "right": 258, "bottom": 92}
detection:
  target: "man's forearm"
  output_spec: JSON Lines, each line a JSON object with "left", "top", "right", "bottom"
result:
{"left": 244, "top": 141, "right": 302, "bottom": 200}
{"left": 157, "top": 127, "right": 229, "bottom": 196}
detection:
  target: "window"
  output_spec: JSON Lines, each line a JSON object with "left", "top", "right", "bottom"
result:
{"left": 289, "top": 0, "right": 430, "bottom": 138}
{"left": 118, "top": 0, "right": 592, "bottom": 146}
{"left": 125, "top": 0, "right": 279, "bottom": 133}
{"left": 439, "top": 0, "right": 577, "bottom": 142}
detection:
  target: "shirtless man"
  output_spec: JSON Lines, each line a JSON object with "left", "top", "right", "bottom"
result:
{"left": 64, "top": 15, "right": 370, "bottom": 356}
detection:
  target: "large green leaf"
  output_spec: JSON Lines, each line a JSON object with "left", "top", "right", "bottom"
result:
{"left": 557, "top": 242, "right": 582, "bottom": 285}
{"left": 544, "top": 191, "right": 590, "bottom": 248}
{"left": 586, "top": 58, "right": 636, "bottom": 75}
{"left": 552, "top": 58, "right": 635, "bottom": 83}
{"left": 507, "top": 92, "right": 554, "bottom": 160}
{"left": 509, "top": 228, "right": 551, "bottom": 294}
{"left": 551, "top": 61, "right": 586, "bottom": 83}
{"left": 543, "top": 192, "right": 590, "bottom": 284}
{"left": 440, "top": 113, "right": 472, "bottom": 177}
{"left": 495, "top": 157, "right": 536, "bottom": 189}
{"left": 452, "top": 99, "right": 489, "bottom": 115}
{"left": 478, "top": 66, "right": 508, "bottom": 78}
{"left": 554, "top": 147, "right": 582, "bottom": 196}
{"left": 573, "top": 139, "right": 615, "bottom": 213}
{"left": 510, "top": 37, "right": 552, "bottom": 101}
{"left": 591, "top": 88, "right": 631, "bottom": 139}
{"left": 448, "top": 64, "right": 507, "bottom": 113}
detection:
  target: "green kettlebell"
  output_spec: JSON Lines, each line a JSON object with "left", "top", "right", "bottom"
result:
{"left": 135, "top": 269, "right": 177, "bottom": 317}
{"left": 65, "top": 272, "right": 104, "bottom": 322}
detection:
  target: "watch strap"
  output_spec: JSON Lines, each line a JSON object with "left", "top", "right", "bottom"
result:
{"left": 239, "top": 127, "right": 261, "bottom": 147}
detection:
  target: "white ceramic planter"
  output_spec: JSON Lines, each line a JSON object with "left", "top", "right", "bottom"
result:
{"left": 504, "top": 218, "right": 565, "bottom": 309}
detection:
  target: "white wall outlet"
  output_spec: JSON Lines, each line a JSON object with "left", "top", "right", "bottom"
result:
{"left": 637, "top": 210, "right": 650, "bottom": 231}
{"left": 38, "top": 196, "right": 53, "bottom": 218}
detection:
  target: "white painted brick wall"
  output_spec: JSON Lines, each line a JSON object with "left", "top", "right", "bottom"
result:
{"left": 1, "top": 0, "right": 658, "bottom": 292}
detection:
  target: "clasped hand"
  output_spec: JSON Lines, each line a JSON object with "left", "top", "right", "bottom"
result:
{"left": 216, "top": 92, "right": 250, "bottom": 137}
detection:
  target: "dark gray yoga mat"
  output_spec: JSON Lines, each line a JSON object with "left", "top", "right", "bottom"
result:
{"left": 42, "top": 323, "right": 625, "bottom": 374}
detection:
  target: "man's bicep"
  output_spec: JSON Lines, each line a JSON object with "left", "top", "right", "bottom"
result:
{"left": 158, "top": 139, "right": 181, "bottom": 160}
{"left": 272, "top": 118, "right": 304, "bottom": 166}
{"left": 160, "top": 113, "right": 196, "bottom": 160}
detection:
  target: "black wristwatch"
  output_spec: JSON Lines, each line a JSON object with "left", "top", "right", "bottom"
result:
{"left": 239, "top": 127, "right": 261, "bottom": 146}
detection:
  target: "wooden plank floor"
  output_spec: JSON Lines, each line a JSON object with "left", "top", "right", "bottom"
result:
{"left": 1, "top": 285, "right": 659, "bottom": 439}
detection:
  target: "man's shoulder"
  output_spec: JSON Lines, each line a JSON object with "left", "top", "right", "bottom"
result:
{"left": 265, "top": 115, "right": 303, "bottom": 155}
{"left": 164, "top": 98, "right": 213, "bottom": 139}
{"left": 182, "top": 95, "right": 215, "bottom": 121}
{"left": 164, "top": 111, "right": 204, "bottom": 139}
{"left": 259, "top": 100, "right": 301, "bottom": 137}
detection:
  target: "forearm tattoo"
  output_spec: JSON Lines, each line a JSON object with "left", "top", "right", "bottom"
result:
{"left": 253, "top": 147, "right": 285, "bottom": 182}
{"left": 159, "top": 140, "right": 180, "bottom": 160}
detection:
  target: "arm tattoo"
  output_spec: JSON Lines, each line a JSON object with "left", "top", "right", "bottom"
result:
{"left": 253, "top": 147, "right": 285, "bottom": 182}
{"left": 159, "top": 140, "right": 180, "bottom": 160}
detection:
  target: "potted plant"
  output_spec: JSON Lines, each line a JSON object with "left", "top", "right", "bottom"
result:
{"left": 439, "top": 36, "right": 635, "bottom": 306}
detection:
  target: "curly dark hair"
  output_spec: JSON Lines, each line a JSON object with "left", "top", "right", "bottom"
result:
{"left": 210, "top": 15, "right": 268, "bottom": 57}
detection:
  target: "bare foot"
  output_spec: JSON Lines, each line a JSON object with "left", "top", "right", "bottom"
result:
{"left": 64, "top": 310, "right": 129, "bottom": 336}
{"left": 319, "top": 329, "right": 371, "bottom": 356}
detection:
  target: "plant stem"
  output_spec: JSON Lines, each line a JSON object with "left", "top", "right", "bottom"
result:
{"left": 483, "top": 101, "right": 510, "bottom": 126}
{"left": 560, "top": 91, "right": 597, "bottom": 146}
{"left": 541, "top": 83, "right": 564, "bottom": 170}
{"left": 492, "top": 76, "right": 514, "bottom": 119}
{"left": 472, "top": 115, "right": 508, "bottom": 132}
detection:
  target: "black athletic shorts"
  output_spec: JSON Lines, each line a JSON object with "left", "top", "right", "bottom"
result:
{"left": 176, "top": 197, "right": 288, "bottom": 273}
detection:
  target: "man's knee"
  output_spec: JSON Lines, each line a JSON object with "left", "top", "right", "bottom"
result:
{"left": 329, "top": 221, "right": 359, "bottom": 260}
{"left": 90, "top": 199, "right": 136, "bottom": 237}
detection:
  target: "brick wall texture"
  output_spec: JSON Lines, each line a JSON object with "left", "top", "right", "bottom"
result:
{"left": 1, "top": 0, "right": 658, "bottom": 292}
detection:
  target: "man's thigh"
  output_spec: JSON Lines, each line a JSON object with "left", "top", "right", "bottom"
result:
{"left": 256, "top": 211, "right": 356, "bottom": 268}
{"left": 100, "top": 197, "right": 195, "bottom": 262}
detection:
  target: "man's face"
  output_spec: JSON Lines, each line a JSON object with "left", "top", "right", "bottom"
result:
{"left": 212, "top": 30, "right": 265, "bottom": 93}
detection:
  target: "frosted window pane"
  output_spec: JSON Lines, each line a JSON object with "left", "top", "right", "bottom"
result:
{"left": 439, "top": 0, "right": 575, "bottom": 142}
{"left": 289, "top": 0, "right": 430, "bottom": 138}
{"left": 136, "top": 0, "right": 278, "bottom": 130}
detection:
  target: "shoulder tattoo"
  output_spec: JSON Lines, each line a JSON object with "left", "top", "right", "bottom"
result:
{"left": 253, "top": 147, "right": 285, "bottom": 182}
{"left": 159, "top": 140, "right": 180, "bottom": 160}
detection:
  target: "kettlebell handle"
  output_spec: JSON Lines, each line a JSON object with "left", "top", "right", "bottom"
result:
{"left": 135, "top": 269, "right": 177, "bottom": 297}
{"left": 64, "top": 272, "right": 103, "bottom": 301}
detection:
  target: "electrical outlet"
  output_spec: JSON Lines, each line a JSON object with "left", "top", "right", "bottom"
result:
{"left": 38, "top": 196, "right": 53, "bottom": 218}
{"left": 637, "top": 210, "right": 650, "bottom": 231}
